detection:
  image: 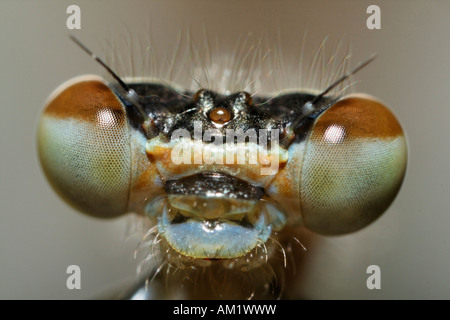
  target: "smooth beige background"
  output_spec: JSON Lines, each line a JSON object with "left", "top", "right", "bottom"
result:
{"left": 1, "top": 0, "right": 449, "bottom": 299}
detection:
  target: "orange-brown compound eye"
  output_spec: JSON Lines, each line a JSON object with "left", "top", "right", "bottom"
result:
{"left": 209, "top": 107, "right": 231, "bottom": 124}
{"left": 300, "top": 95, "right": 407, "bottom": 235}
{"left": 37, "top": 76, "right": 132, "bottom": 218}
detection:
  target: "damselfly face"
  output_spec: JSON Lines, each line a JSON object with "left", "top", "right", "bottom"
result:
{"left": 37, "top": 38, "right": 407, "bottom": 299}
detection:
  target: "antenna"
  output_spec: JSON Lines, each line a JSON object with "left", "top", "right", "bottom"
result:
{"left": 69, "top": 35, "right": 149, "bottom": 122}
{"left": 310, "top": 53, "right": 377, "bottom": 105}
{"left": 284, "top": 53, "right": 377, "bottom": 137}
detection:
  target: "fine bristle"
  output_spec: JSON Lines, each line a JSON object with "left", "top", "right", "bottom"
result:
{"left": 101, "top": 31, "right": 358, "bottom": 99}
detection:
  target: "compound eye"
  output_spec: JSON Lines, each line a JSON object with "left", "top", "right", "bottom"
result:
{"left": 300, "top": 95, "right": 407, "bottom": 235}
{"left": 37, "top": 76, "right": 132, "bottom": 218}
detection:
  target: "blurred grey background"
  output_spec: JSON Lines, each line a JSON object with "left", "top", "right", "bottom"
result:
{"left": 1, "top": 0, "right": 449, "bottom": 299}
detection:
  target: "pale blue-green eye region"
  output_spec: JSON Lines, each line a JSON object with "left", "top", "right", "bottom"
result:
{"left": 158, "top": 205, "right": 272, "bottom": 259}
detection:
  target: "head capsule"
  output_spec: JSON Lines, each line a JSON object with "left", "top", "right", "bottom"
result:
{"left": 298, "top": 94, "right": 407, "bottom": 235}
{"left": 37, "top": 75, "right": 135, "bottom": 218}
